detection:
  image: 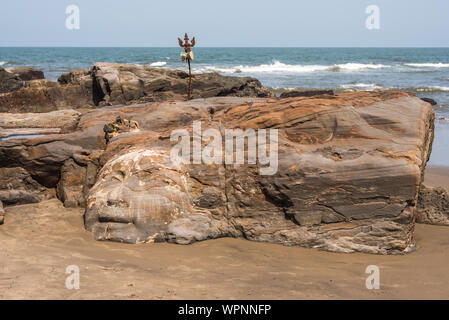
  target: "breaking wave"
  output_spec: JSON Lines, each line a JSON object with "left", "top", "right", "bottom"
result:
{"left": 340, "top": 83, "right": 383, "bottom": 91}
{"left": 279, "top": 85, "right": 449, "bottom": 93}
{"left": 339, "top": 85, "right": 449, "bottom": 93}
{"left": 333, "top": 63, "right": 389, "bottom": 71}
{"left": 194, "top": 61, "right": 390, "bottom": 74}
{"left": 404, "top": 63, "right": 449, "bottom": 68}
{"left": 0, "top": 62, "right": 6, "bottom": 66}
{"left": 149, "top": 61, "right": 167, "bottom": 67}
{"left": 412, "top": 86, "right": 449, "bottom": 92}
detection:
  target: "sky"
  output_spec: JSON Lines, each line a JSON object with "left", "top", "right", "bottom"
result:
{"left": 1, "top": 0, "right": 448, "bottom": 47}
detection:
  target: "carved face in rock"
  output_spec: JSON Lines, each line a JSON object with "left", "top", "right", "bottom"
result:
{"left": 84, "top": 148, "right": 223, "bottom": 244}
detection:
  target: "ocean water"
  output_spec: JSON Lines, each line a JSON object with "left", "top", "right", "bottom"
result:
{"left": 1, "top": 47, "right": 448, "bottom": 166}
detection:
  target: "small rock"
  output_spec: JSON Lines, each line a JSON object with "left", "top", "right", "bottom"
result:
{"left": 103, "top": 115, "right": 140, "bottom": 143}
{"left": 420, "top": 97, "right": 437, "bottom": 106}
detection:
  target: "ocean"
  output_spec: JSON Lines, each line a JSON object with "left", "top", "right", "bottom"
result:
{"left": 1, "top": 47, "right": 448, "bottom": 166}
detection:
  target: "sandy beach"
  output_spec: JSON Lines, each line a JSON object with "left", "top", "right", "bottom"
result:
{"left": 0, "top": 166, "right": 448, "bottom": 300}
{"left": 424, "top": 167, "right": 449, "bottom": 189}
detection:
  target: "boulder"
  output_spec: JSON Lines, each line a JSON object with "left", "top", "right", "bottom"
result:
{"left": 82, "top": 91, "right": 434, "bottom": 254}
{"left": 417, "top": 185, "right": 449, "bottom": 226}
{"left": 0, "top": 91, "right": 435, "bottom": 254}
{"left": 0, "top": 67, "right": 23, "bottom": 94}
{"left": 6, "top": 67, "right": 45, "bottom": 81}
{"left": 421, "top": 97, "right": 437, "bottom": 106}
{"left": 0, "top": 63, "right": 273, "bottom": 112}
{"left": 85, "top": 62, "right": 273, "bottom": 105}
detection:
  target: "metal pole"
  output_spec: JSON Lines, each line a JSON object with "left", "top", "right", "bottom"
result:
{"left": 187, "top": 58, "right": 192, "bottom": 101}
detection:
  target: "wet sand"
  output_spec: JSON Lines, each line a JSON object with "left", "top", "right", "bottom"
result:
{"left": 424, "top": 166, "right": 449, "bottom": 189}
{"left": 0, "top": 167, "right": 448, "bottom": 300}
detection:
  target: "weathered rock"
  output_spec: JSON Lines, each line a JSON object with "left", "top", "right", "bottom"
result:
{"left": 0, "top": 167, "right": 55, "bottom": 205}
{"left": 88, "top": 63, "right": 273, "bottom": 106}
{"left": 57, "top": 159, "right": 88, "bottom": 208}
{"left": 0, "top": 79, "right": 93, "bottom": 113}
{"left": 0, "top": 109, "right": 88, "bottom": 202}
{"left": 0, "top": 63, "right": 273, "bottom": 112}
{"left": 6, "top": 67, "right": 45, "bottom": 81}
{"left": 0, "top": 109, "right": 80, "bottom": 129}
{"left": 0, "top": 108, "right": 106, "bottom": 205}
{"left": 280, "top": 90, "right": 335, "bottom": 98}
{"left": 0, "top": 67, "right": 23, "bottom": 94}
{"left": 82, "top": 91, "right": 434, "bottom": 254}
{"left": 0, "top": 91, "right": 435, "bottom": 253}
{"left": 417, "top": 185, "right": 449, "bottom": 226}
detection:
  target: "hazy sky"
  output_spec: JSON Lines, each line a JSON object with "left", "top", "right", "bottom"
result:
{"left": 1, "top": 0, "right": 448, "bottom": 47}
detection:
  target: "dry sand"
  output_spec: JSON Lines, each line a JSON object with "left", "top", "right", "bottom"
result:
{"left": 1, "top": 167, "right": 449, "bottom": 300}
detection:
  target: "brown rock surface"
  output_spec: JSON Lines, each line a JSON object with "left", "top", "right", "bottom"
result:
{"left": 0, "top": 67, "right": 23, "bottom": 94}
{"left": 0, "top": 63, "right": 273, "bottom": 112}
{"left": 6, "top": 67, "right": 45, "bottom": 81}
{"left": 83, "top": 91, "right": 434, "bottom": 254}
{"left": 0, "top": 167, "right": 55, "bottom": 205}
{"left": 0, "top": 91, "right": 435, "bottom": 254}
{"left": 0, "top": 109, "right": 80, "bottom": 129}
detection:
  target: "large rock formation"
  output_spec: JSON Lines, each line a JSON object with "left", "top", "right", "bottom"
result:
{"left": 0, "top": 91, "right": 435, "bottom": 254}
{"left": 0, "top": 63, "right": 273, "bottom": 113}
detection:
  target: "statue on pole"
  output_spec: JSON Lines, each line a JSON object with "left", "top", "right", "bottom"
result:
{"left": 178, "top": 33, "right": 195, "bottom": 101}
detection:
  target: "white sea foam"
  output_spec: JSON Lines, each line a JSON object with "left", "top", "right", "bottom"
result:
{"left": 340, "top": 83, "right": 383, "bottom": 91}
{"left": 195, "top": 61, "right": 328, "bottom": 74}
{"left": 0, "top": 62, "right": 6, "bottom": 66}
{"left": 405, "top": 63, "right": 449, "bottom": 68}
{"left": 339, "top": 84, "right": 449, "bottom": 93}
{"left": 150, "top": 61, "right": 167, "bottom": 67}
{"left": 194, "top": 60, "right": 389, "bottom": 74}
{"left": 414, "top": 86, "right": 449, "bottom": 92}
{"left": 333, "top": 63, "right": 390, "bottom": 71}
